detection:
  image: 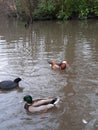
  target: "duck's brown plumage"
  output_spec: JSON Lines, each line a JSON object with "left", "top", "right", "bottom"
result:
{"left": 48, "top": 60, "right": 68, "bottom": 70}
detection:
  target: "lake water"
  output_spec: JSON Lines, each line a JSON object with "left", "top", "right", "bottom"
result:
{"left": 0, "top": 17, "right": 98, "bottom": 130}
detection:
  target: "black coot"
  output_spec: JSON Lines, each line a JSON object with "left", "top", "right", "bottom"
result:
{"left": 0, "top": 78, "right": 21, "bottom": 90}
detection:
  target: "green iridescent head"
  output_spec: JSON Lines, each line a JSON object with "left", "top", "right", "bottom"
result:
{"left": 23, "top": 95, "right": 32, "bottom": 104}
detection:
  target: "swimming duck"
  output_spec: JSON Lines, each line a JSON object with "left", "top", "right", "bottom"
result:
{"left": 0, "top": 77, "right": 21, "bottom": 90}
{"left": 23, "top": 95, "right": 60, "bottom": 113}
{"left": 48, "top": 60, "right": 68, "bottom": 70}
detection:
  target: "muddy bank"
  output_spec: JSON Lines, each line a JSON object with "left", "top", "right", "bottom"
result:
{"left": 0, "top": 0, "right": 16, "bottom": 17}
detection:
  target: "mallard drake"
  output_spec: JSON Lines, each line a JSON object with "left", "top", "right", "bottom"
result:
{"left": 0, "top": 77, "right": 21, "bottom": 90}
{"left": 48, "top": 60, "right": 68, "bottom": 70}
{"left": 23, "top": 95, "right": 60, "bottom": 113}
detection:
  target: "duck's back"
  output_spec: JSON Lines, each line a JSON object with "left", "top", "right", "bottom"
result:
{"left": 0, "top": 80, "right": 18, "bottom": 90}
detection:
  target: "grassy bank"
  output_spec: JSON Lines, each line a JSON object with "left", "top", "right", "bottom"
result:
{"left": 15, "top": 0, "right": 98, "bottom": 22}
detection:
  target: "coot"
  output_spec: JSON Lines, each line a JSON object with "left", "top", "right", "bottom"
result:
{"left": 0, "top": 77, "right": 21, "bottom": 90}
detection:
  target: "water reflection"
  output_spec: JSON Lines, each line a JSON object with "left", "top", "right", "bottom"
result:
{"left": 0, "top": 18, "right": 98, "bottom": 130}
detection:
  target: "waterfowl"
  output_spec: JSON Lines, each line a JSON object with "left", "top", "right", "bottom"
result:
{"left": 0, "top": 77, "right": 21, "bottom": 90}
{"left": 23, "top": 95, "right": 60, "bottom": 113}
{"left": 48, "top": 60, "right": 68, "bottom": 70}
{"left": 25, "top": 21, "right": 30, "bottom": 28}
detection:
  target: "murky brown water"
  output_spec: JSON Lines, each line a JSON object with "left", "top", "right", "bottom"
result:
{"left": 0, "top": 17, "right": 98, "bottom": 130}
